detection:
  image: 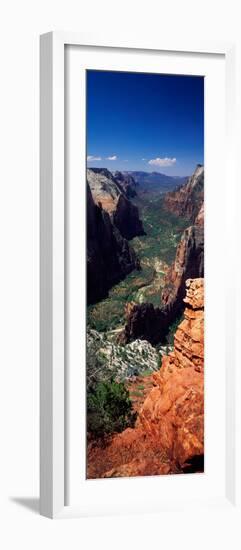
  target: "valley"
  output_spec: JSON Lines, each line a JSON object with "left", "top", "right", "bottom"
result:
{"left": 87, "top": 194, "right": 188, "bottom": 333}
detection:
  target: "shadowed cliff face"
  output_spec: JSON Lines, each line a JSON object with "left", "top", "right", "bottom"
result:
{"left": 87, "top": 184, "right": 140, "bottom": 305}
{"left": 87, "top": 168, "right": 145, "bottom": 239}
{"left": 113, "top": 170, "right": 138, "bottom": 199}
{"left": 87, "top": 279, "right": 204, "bottom": 479}
{"left": 119, "top": 302, "right": 169, "bottom": 346}
{"left": 113, "top": 193, "right": 145, "bottom": 240}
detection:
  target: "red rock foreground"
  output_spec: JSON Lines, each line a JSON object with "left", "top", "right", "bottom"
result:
{"left": 87, "top": 278, "right": 204, "bottom": 478}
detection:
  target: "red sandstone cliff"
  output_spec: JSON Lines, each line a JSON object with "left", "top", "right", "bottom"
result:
{"left": 87, "top": 278, "right": 204, "bottom": 478}
{"left": 163, "top": 164, "right": 204, "bottom": 223}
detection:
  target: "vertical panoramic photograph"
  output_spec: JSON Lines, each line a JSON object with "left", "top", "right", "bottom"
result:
{"left": 86, "top": 70, "right": 204, "bottom": 479}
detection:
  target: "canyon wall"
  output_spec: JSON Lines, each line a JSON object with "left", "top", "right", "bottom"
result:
{"left": 163, "top": 164, "right": 204, "bottom": 222}
{"left": 87, "top": 168, "right": 145, "bottom": 239}
{"left": 161, "top": 225, "right": 204, "bottom": 320}
{"left": 161, "top": 164, "right": 204, "bottom": 322}
{"left": 87, "top": 183, "right": 139, "bottom": 305}
{"left": 113, "top": 170, "right": 138, "bottom": 198}
{"left": 119, "top": 302, "right": 168, "bottom": 345}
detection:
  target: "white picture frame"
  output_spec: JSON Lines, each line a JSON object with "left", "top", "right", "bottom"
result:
{"left": 40, "top": 31, "right": 240, "bottom": 519}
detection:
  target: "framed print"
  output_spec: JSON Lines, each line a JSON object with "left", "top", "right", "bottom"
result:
{"left": 40, "top": 32, "right": 240, "bottom": 518}
{"left": 85, "top": 70, "right": 205, "bottom": 481}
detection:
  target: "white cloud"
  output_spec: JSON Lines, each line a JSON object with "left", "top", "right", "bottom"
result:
{"left": 106, "top": 155, "right": 117, "bottom": 160}
{"left": 87, "top": 155, "right": 102, "bottom": 161}
{"left": 123, "top": 159, "right": 129, "bottom": 162}
{"left": 142, "top": 158, "right": 146, "bottom": 161}
{"left": 148, "top": 157, "right": 176, "bottom": 167}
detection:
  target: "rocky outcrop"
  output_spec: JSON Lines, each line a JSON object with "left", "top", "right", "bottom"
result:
{"left": 87, "top": 328, "right": 162, "bottom": 388}
{"left": 163, "top": 164, "right": 204, "bottom": 222}
{"left": 140, "top": 278, "right": 204, "bottom": 470}
{"left": 87, "top": 183, "right": 139, "bottom": 304}
{"left": 87, "top": 168, "right": 145, "bottom": 239}
{"left": 87, "top": 279, "right": 204, "bottom": 478}
{"left": 87, "top": 168, "right": 121, "bottom": 213}
{"left": 161, "top": 225, "right": 204, "bottom": 320}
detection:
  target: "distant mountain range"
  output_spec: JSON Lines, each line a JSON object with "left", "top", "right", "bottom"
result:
{"left": 122, "top": 171, "right": 188, "bottom": 193}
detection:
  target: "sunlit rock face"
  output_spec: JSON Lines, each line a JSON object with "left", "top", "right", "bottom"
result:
{"left": 195, "top": 202, "right": 204, "bottom": 226}
{"left": 87, "top": 279, "right": 204, "bottom": 478}
{"left": 87, "top": 168, "right": 145, "bottom": 239}
{"left": 137, "top": 278, "right": 204, "bottom": 470}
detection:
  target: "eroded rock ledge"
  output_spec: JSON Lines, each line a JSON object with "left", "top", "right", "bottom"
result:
{"left": 87, "top": 279, "right": 204, "bottom": 478}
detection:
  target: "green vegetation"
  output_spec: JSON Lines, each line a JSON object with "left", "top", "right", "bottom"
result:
{"left": 87, "top": 380, "right": 137, "bottom": 439}
{"left": 87, "top": 266, "right": 153, "bottom": 332}
{"left": 132, "top": 196, "right": 188, "bottom": 266}
{"left": 87, "top": 196, "right": 188, "bottom": 332}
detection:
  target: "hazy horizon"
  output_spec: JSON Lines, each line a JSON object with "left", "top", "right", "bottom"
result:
{"left": 87, "top": 166, "right": 193, "bottom": 178}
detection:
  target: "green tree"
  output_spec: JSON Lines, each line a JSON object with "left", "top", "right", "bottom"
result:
{"left": 87, "top": 380, "right": 137, "bottom": 439}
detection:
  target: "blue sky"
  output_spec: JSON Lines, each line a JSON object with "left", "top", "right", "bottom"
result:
{"left": 87, "top": 70, "right": 204, "bottom": 177}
